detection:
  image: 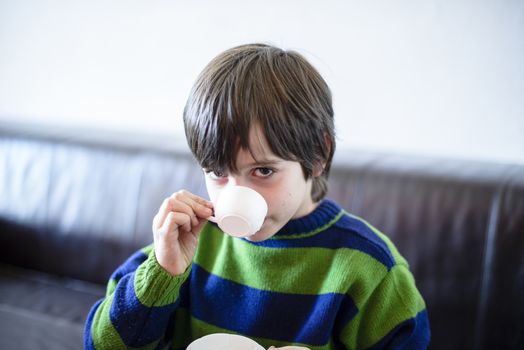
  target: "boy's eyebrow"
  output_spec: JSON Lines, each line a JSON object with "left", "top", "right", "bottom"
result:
{"left": 202, "top": 159, "right": 283, "bottom": 172}
{"left": 244, "top": 159, "right": 283, "bottom": 167}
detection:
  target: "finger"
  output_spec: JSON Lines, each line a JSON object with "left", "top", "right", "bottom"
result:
{"left": 191, "top": 217, "right": 208, "bottom": 238}
{"left": 168, "top": 199, "right": 205, "bottom": 227}
{"left": 183, "top": 191, "right": 214, "bottom": 208}
{"left": 174, "top": 190, "right": 214, "bottom": 211}
{"left": 153, "top": 197, "right": 173, "bottom": 230}
{"left": 155, "top": 191, "right": 212, "bottom": 232}
{"left": 156, "top": 192, "right": 198, "bottom": 222}
{"left": 158, "top": 211, "right": 192, "bottom": 238}
{"left": 173, "top": 212, "right": 192, "bottom": 233}
{"left": 155, "top": 194, "right": 197, "bottom": 229}
{"left": 171, "top": 191, "right": 213, "bottom": 219}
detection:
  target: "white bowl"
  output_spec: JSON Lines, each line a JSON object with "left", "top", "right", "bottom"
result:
{"left": 187, "top": 333, "right": 265, "bottom": 350}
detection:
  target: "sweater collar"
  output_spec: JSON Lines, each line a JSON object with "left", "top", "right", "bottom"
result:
{"left": 273, "top": 199, "right": 343, "bottom": 238}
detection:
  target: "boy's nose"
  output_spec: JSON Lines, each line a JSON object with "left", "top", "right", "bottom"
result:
{"left": 227, "top": 176, "right": 246, "bottom": 187}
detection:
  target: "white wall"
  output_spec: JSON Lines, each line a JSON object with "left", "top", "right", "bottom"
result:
{"left": 1, "top": 0, "right": 523, "bottom": 164}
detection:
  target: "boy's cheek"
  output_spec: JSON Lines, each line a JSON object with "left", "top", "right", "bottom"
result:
{"left": 204, "top": 182, "right": 220, "bottom": 203}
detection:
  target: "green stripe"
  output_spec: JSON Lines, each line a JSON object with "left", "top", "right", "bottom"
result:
{"left": 347, "top": 213, "right": 408, "bottom": 267}
{"left": 140, "top": 244, "right": 154, "bottom": 256}
{"left": 91, "top": 298, "right": 127, "bottom": 349}
{"left": 91, "top": 298, "right": 160, "bottom": 350}
{"left": 91, "top": 243, "right": 165, "bottom": 349}
{"left": 134, "top": 249, "right": 191, "bottom": 307}
{"left": 170, "top": 308, "right": 193, "bottom": 350}
{"left": 106, "top": 245, "right": 153, "bottom": 298}
{"left": 195, "top": 224, "right": 388, "bottom": 299}
{"left": 106, "top": 278, "right": 117, "bottom": 298}
{"left": 341, "top": 264, "right": 426, "bottom": 349}
{"left": 275, "top": 209, "right": 345, "bottom": 239}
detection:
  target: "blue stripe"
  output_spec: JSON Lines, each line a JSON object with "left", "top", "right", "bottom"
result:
{"left": 190, "top": 264, "right": 357, "bottom": 346}
{"left": 333, "top": 294, "right": 359, "bottom": 345}
{"left": 110, "top": 273, "right": 179, "bottom": 347}
{"left": 84, "top": 298, "right": 103, "bottom": 350}
{"left": 244, "top": 214, "right": 396, "bottom": 270}
{"left": 335, "top": 214, "right": 396, "bottom": 269}
{"left": 367, "top": 309, "right": 431, "bottom": 350}
{"left": 178, "top": 276, "right": 191, "bottom": 308}
{"left": 110, "top": 249, "right": 148, "bottom": 281}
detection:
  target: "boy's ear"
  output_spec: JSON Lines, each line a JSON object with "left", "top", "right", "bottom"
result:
{"left": 313, "top": 133, "right": 332, "bottom": 177}
{"left": 313, "top": 162, "right": 326, "bottom": 177}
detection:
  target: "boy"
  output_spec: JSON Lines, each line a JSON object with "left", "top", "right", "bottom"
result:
{"left": 84, "top": 43, "right": 430, "bottom": 349}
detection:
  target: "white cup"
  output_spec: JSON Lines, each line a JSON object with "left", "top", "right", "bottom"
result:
{"left": 207, "top": 186, "right": 268, "bottom": 237}
{"left": 187, "top": 333, "right": 265, "bottom": 350}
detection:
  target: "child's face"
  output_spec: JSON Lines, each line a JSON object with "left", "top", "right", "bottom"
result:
{"left": 204, "top": 125, "right": 318, "bottom": 242}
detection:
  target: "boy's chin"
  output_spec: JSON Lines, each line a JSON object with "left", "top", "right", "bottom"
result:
{"left": 244, "top": 220, "right": 281, "bottom": 242}
{"left": 245, "top": 232, "right": 273, "bottom": 242}
{"left": 244, "top": 232, "right": 272, "bottom": 242}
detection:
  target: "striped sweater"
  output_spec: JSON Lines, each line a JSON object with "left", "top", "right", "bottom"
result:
{"left": 84, "top": 199, "right": 430, "bottom": 349}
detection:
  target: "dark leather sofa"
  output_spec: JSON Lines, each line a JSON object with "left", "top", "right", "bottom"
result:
{"left": 1, "top": 122, "right": 523, "bottom": 349}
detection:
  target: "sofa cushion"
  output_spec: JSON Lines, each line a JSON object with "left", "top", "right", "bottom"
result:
{"left": 0, "top": 263, "right": 105, "bottom": 349}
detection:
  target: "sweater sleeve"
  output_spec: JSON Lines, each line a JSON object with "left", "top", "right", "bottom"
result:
{"left": 83, "top": 245, "right": 191, "bottom": 350}
{"left": 339, "top": 263, "right": 431, "bottom": 349}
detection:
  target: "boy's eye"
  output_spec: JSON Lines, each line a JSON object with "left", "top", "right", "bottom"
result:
{"left": 254, "top": 167, "right": 274, "bottom": 177}
{"left": 205, "top": 169, "right": 227, "bottom": 180}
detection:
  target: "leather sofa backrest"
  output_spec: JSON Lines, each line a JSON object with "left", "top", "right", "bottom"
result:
{"left": 0, "top": 127, "right": 206, "bottom": 284}
{"left": 327, "top": 153, "right": 524, "bottom": 349}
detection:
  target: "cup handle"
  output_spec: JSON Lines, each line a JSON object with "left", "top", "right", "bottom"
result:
{"left": 207, "top": 216, "right": 218, "bottom": 223}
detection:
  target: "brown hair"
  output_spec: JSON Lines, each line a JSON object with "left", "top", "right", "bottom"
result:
{"left": 183, "top": 43, "right": 335, "bottom": 201}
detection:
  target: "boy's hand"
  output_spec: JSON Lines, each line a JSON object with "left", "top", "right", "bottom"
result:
{"left": 152, "top": 190, "right": 213, "bottom": 276}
